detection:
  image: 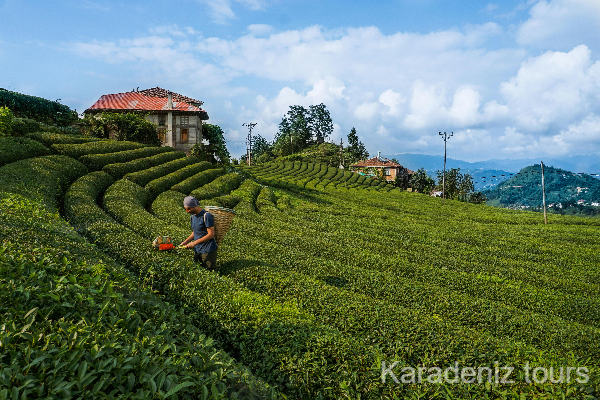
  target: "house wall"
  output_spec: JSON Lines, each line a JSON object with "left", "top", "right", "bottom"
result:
{"left": 145, "top": 113, "right": 203, "bottom": 153}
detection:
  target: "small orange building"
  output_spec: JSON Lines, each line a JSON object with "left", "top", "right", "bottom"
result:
{"left": 349, "top": 153, "right": 413, "bottom": 184}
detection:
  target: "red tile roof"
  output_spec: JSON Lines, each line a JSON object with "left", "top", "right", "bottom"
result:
{"left": 85, "top": 91, "right": 209, "bottom": 120}
{"left": 350, "top": 156, "right": 414, "bottom": 173}
{"left": 138, "top": 87, "right": 203, "bottom": 106}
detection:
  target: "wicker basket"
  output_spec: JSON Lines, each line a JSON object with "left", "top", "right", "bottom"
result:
{"left": 204, "top": 206, "right": 236, "bottom": 246}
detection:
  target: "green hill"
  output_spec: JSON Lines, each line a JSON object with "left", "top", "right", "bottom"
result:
{"left": 484, "top": 164, "right": 600, "bottom": 211}
{"left": 2, "top": 136, "right": 600, "bottom": 399}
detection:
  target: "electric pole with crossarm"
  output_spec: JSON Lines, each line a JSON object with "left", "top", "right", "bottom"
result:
{"left": 439, "top": 131, "right": 453, "bottom": 205}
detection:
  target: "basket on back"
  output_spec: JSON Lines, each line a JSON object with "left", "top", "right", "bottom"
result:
{"left": 204, "top": 206, "right": 236, "bottom": 246}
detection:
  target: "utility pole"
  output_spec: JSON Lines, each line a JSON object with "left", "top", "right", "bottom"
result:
{"left": 439, "top": 131, "right": 453, "bottom": 205}
{"left": 243, "top": 122, "right": 257, "bottom": 166}
{"left": 541, "top": 161, "right": 547, "bottom": 224}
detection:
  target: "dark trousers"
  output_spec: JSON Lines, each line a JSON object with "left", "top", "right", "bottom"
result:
{"left": 194, "top": 250, "right": 218, "bottom": 270}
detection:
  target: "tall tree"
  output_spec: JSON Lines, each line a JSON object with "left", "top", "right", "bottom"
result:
{"left": 308, "top": 103, "right": 333, "bottom": 140}
{"left": 346, "top": 127, "right": 369, "bottom": 163}
{"left": 191, "top": 123, "right": 230, "bottom": 165}
{"left": 251, "top": 134, "right": 271, "bottom": 163}
{"left": 435, "top": 168, "right": 474, "bottom": 201}
{"left": 409, "top": 168, "right": 436, "bottom": 193}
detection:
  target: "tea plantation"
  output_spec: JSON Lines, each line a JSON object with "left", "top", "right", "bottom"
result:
{"left": 1, "top": 133, "right": 600, "bottom": 399}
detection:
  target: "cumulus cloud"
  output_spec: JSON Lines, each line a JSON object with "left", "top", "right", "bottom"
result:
{"left": 499, "top": 45, "right": 600, "bottom": 132}
{"left": 517, "top": 0, "right": 600, "bottom": 51}
{"left": 69, "top": 17, "right": 600, "bottom": 160}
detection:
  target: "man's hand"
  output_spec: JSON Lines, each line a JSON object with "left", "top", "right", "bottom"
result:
{"left": 185, "top": 242, "right": 195, "bottom": 249}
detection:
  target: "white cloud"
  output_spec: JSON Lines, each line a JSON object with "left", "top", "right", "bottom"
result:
{"left": 499, "top": 45, "right": 600, "bottom": 132}
{"left": 517, "top": 0, "right": 600, "bottom": 51}
{"left": 247, "top": 24, "right": 274, "bottom": 36}
{"left": 196, "top": 0, "right": 270, "bottom": 23}
{"left": 69, "top": 21, "right": 600, "bottom": 160}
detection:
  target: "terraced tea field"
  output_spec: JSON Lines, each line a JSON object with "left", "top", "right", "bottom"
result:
{"left": 2, "top": 133, "right": 600, "bottom": 399}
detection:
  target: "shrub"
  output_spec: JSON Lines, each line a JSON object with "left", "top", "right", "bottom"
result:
{"left": 0, "top": 137, "right": 51, "bottom": 166}
{"left": 81, "top": 112, "right": 161, "bottom": 146}
{"left": 145, "top": 161, "right": 213, "bottom": 199}
{"left": 102, "top": 151, "right": 186, "bottom": 180}
{"left": 190, "top": 172, "right": 245, "bottom": 200}
{"left": 124, "top": 156, "right": 200, "bottom": 187}
{"left": 79, "top": 145, "right": 174, "bottom": 171}
{"left": 0, "top": 106, "right": 13, "bottom": 136}
{"left": 170, "top": 167, "right": 226, "bottom": 195}
{"left": 0, "top": 88, "right": 78, "bottom": 126}
{"left": 25, "top": 131, "right": 100, "bottom": 147}
{"left": 51, "top": 140, "right": 146, "bottom": 159}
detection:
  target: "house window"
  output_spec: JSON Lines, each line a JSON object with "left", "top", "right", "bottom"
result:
{"left": 157, "top": 128, "right": 167, "bottom": 142}
{"left": 158, "top": 114, "right": 166, "bottom": 126}
{"left": 180, "top": 115, "right": 189, "bottom": 126}
{"left": 180, "top": 128, "right": 189, "bottom": 143}
{"left": 384, "top": 168, "right": 391, "bottom": 176}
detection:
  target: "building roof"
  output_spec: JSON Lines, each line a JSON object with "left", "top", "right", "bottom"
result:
{"left": 84, "top": 91, "right": 209, "bottom": 119}
{"left": 350, "top": 156, "right": 414, "bottom": 173}
{"left": 138, "top": 87, "right": 204, "bottom": 106}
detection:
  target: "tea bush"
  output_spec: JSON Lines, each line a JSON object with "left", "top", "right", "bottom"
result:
{"left": 79, "top": 146, "right": 174, "bottom": 171}
{"left": 0, "top": 136, "right": 51, "bottom": 166}
{"left": 102, "top": 151, "right": 186, "bottom": 180}
{"left": 124, "top": 156, "right": 200, "bottom": 187}
{"left": 52, "top": 140, "right": 146, "bottom": 159}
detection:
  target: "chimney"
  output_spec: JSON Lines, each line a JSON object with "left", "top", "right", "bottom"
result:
{"left": 167, "top": 92, "right": 173, "bottom": 110}
{"left": 378, "top": 151, "right": 381, "bottom": 160}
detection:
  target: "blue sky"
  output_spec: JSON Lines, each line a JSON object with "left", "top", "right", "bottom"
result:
{"left": 1, "top": 0, "right": 600, "bottom": 161}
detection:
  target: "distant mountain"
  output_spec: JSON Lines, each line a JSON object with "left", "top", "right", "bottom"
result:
{"left": 384, "top": 153, "right": 600, "bottom": 191}
{"left": 482, "top": 165, "right": 600, "bottom": 209}
{"left": 385, "top": 153, "right": 600, "bottom": 174}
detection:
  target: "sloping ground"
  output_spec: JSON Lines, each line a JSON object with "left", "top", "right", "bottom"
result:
{"left": 2, "top": 138, "right": 600, "bottom": 399}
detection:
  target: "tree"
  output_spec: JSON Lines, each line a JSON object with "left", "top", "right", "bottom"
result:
{"left": 468, "top": 191, "right": 487, "bottom": 204}
{"left": 82, "top": 112, "right": 161, "bottom": 146}
{"left": 273, "top": 103, "right": 335, "bottom": 156}
{"left": 346, "top": 127, "right": 369, "bottom": 164}
{"left": 409, "top": 168, "right": 436, "bottom": 194}
{"left": 191, "top": 123, "right": 230, "bottom": 165}
{"left": 308, "top": 103, "right": 333, "bottom": 140}
{"left": 251, "top": 134, "right": 272, "bottom": 164}
{"left": 435, "top": 168, "right": 474, "bottom": 201}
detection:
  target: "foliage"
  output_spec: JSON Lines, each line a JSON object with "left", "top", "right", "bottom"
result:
{"left": 123, "top": 156, "right": 200, "bottom": 187}
{"left": 170, "top": 168, "right": 226, "bottom": 195}
{"left": 409, "top": 168, "right": 436, "bottom": 193}
{"left": 469, "top": 191, "right": 487, "bottom": 204}
{"left": 81, "top": 112, "right": 161, "bottom": 146}
{"left": 6, "top": 137, "right": 600, "bottom": 399}
{"left": 145, "top": 161, "right": 213, "bottom": 199}
{"left": 0, "top": 163, "right": 281, "bottom": 400}
{"left": 251, "top": 134, "right": 272, "bottom": 164}
{"left": 0, "top": 137, "right": 51, "bottom": 167}
{"left": 190, "top": 124, "right": 230, "bottom": 165}
{"left": 79, "top": 146, "right": 174, "bottom": 171}
{"left": 436, "top": 167, "right": 474, "bottom": 201}
{"left": 346, "top": 127, "right": 369, "bottom": 164}
{"left": 0, "top": 106, "right": 13, "bottom": 136}
{"left": 25, "top": 131, "right": 100, "bottom": 147}
{"left": 51, "top": 140, "right": 145, "bottom": 159}
{"left": 102, "top": 151, "right": 186, "bottom": 180}
{"left": 484, "top": 165, "right": 600, "bottom": 210}
{"left": 272, "top": 104, "right": 334, "bottom": 157}
{"left": 0, "top": 88, "right": 78, "bottom": 126}
{"left": 308, "top": 103, "right": 334, "bottom": 141}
